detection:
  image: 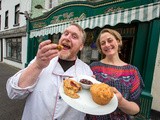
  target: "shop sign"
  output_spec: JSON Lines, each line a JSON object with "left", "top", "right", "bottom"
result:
{"left": 116, "top": 27, "right": 136, "bottom": 36}
{"left": 50, "top": 12, "right": 86, "bottom": 24}
{"left": 32, "top": 22, "right": 47, "bottom": 29}
{"left": 105, "top": 7, "right": 123, "bottom": 13}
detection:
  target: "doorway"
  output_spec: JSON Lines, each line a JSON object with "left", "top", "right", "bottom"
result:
{"left": 120, "top": 37, "right": 134, "bottom": 64}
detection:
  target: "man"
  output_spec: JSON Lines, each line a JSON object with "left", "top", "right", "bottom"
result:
{"left": 6, "top": 23, "right": 93, "bottom": 120}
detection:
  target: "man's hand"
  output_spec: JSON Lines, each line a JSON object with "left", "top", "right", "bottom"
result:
{"left": 18, "top": 40, "right": 60, "bottom": 88}
{"left": 35, "top": 40, "right": 59, "bottom": 69}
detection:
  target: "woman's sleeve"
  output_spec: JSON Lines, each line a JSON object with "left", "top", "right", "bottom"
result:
{"left": 129, "top": 67, "right": 145, "bottom": 104}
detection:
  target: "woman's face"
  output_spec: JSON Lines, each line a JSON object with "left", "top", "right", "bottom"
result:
{"left": 99, "top": 32, "right": 119, "bottom": 57}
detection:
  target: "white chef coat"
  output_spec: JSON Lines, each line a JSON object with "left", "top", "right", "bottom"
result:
{"left": 6, "top": 56, "right": 93, "bottom": 120}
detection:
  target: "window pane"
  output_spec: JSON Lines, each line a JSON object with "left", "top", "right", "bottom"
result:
{"left": 5, "top": 11, "right": 8, "bottom": 27}
{"left": 6, "top": 38, "right": 22, "bottom": 62}
{"left": 6, "top": 39, "right": 11, "bottom": 57}
{"left": 15, "top": 4, "right": 20, "bottom": 24}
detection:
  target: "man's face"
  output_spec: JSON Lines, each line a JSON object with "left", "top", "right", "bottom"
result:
{"left": 58, "top": 25, "right": 84, "bottom": 60}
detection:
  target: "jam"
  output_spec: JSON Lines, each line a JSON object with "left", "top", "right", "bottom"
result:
{"left": 80, "top": 79, "right": 93, "bottom": 85}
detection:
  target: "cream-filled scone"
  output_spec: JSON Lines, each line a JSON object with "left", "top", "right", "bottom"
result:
{"left": 63, "top": 78, "right": 82, "bottom": 99}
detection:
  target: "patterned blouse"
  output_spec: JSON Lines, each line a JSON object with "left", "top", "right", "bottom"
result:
{"left": 86, "top": 61, "right": 145, "bottom": 120}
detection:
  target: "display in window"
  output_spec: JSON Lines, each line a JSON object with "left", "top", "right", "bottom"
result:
{"left": 80, "top": 46, "right": 92, "bottom": 64}
{"left": 91, "top": 49, "right": 99, "bottom": 60}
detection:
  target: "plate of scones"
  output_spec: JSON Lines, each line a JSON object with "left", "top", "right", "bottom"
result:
{"left": 59, "top": 75, "right": 118, "bottom": 115}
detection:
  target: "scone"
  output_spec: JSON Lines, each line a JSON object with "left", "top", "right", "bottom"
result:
{"left": 90, "top": 83, "right": 113, "bottom": 105}
{"left": 57, "top": 44, "right": 64, "bottom": 51}
{"left": 63, "top": 78, "right": 82, "bottom": 99}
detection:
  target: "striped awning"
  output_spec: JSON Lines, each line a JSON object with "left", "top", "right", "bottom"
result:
{"left": 30, "top": 1, "right": 160, "bottom": 38}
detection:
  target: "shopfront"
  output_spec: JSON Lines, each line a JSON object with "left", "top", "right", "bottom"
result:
{"left": 27, "top": 1, "right": 160, "bottom": 119}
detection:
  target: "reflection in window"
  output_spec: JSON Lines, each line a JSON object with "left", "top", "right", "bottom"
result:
{"left": 49, "top": 33, "right": 61, "bottom": 44}
{"left": 119, "top": 37, "right": 134, "bottom": 63}
{"left": 6, "top": 38, "right": 22, "bottom": 62}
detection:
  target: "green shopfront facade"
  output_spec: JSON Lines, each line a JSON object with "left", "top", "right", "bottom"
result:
{"left": 27, "top": 1, "right": 160, "bottom": 119}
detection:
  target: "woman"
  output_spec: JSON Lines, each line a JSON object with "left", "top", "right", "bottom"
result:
{"left": 86, "top": 28, "right": 144, "bottom": 120}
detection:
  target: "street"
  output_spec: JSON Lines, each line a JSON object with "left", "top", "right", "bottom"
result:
{"left": 0, "top": 63, "right": 25, "bottom": 120}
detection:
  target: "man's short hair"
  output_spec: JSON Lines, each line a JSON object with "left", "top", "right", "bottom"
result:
{"left": 70, "top": 23, "right": 86, "bottom": 44}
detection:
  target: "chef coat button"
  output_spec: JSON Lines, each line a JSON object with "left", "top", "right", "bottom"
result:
{"left": 59, "top": 96, "right": 61, "bottom": 99}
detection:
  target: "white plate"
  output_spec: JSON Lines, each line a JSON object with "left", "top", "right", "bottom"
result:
{"left": 59, "top": 75, "right": 118, "bottom": 115}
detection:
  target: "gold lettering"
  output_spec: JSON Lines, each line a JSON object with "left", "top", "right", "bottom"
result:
{"left": 32, "top": 22, "right": 47, "bottom": 29}
{"left": 105, "top": 7, "right": 124, "bottom": 13}
{"left": 115, "top": 27, "right": 136, "bottom": 35}
{"left": 50, "top": 12, "right": 86, "bottom": 24}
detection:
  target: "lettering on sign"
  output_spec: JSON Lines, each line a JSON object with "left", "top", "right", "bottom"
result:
{"left": 33, "top": 22, "right": 47, "bottom": 29}
{"left": 105, "top": 7, "right": 124, "bottom": 13}
{"left": 51, "top": 12, "right": 86, "bottom": 24}
{"left": 116, "top": 27, "right": 136, "bottom": 36}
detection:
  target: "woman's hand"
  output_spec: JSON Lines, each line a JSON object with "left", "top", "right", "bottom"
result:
{"left": 112, "top": 87, "right": 123, "bottom": 104}
{"left": 112, "top": 87, "right": 140, "bottom": 115}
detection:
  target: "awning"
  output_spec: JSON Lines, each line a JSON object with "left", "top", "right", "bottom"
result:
{"left": 30, "top": 1, "right": 160, "bottom": 38}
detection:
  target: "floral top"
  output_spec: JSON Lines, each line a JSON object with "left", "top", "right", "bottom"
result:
{"left": 86, "top": 61, "right": 145, "bottom": 120}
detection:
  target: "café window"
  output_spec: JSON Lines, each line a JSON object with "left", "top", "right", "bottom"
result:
{"left": 48, "top": 33, "right": 61, "bottom": 43}
{"left": 6, "top": 38, "right": 22, "bottom": 62}
{"left": 14, "top": 4, "right": 20, "bottom": 26}
{"left": 5, "top": 11, "right": 8, "bottom": 28}
{"left": 119, "top": 37, "right": 134, "bottom": 63}
{"left": 80, "top": 29, "right": 99, "bottom": 64}
{"left": 115, "top": 26, "right": 136, "bottom": 64}
{"left": 80, "top": 26, "right": 136, "bottom": 64}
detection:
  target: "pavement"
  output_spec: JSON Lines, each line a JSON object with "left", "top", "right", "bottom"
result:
{"left": 0, "top": 62, "right": 25, "bottom": 120}
{"left": 0, "top": 62, "right": 160, "bottom": 120}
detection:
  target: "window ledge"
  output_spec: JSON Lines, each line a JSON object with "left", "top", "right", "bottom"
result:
{"left": 4, "top": 57, "right": 22, "bottom": 63}
{"left": 13, "top": 23, "right": 20, "bottom": 27}
{"left": 4, "top": 26, "right": 8, "bottom": 29}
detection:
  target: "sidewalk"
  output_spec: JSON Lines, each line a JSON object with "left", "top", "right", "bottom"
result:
{"left": 0, "top": 63, "right": 25, "bottom": 120}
